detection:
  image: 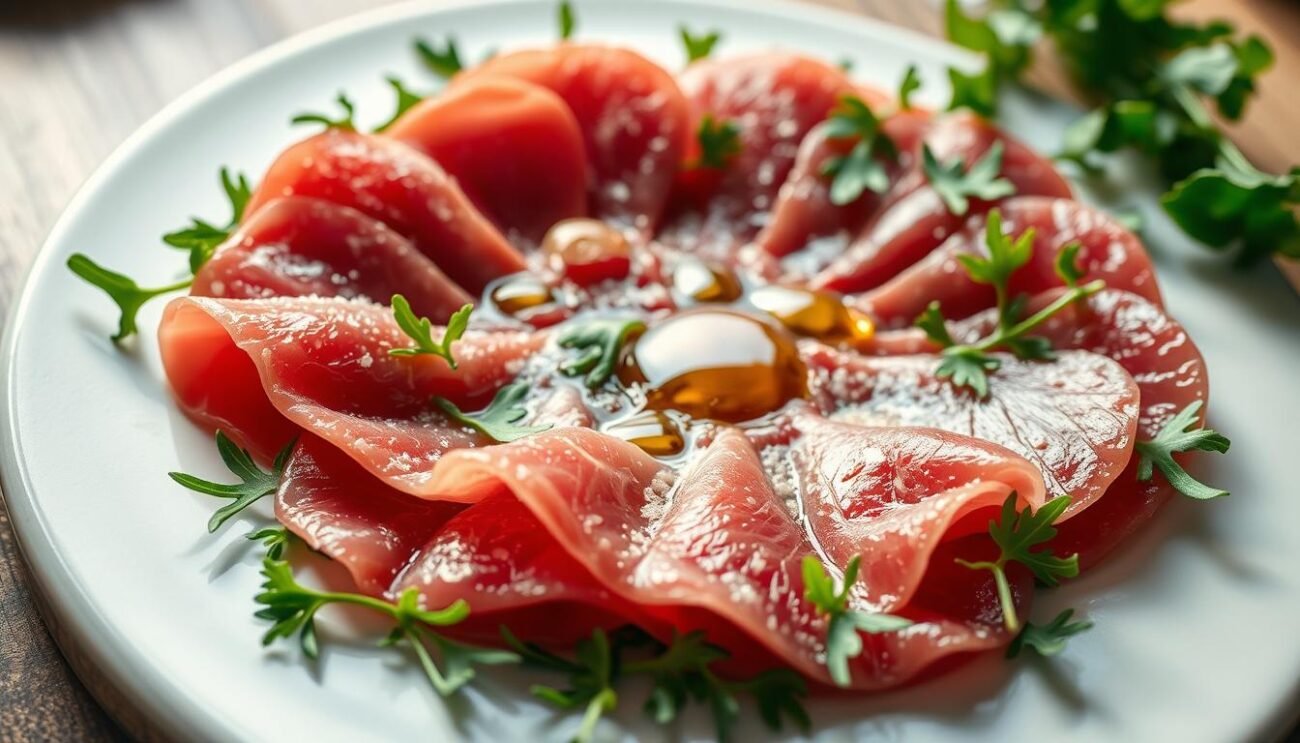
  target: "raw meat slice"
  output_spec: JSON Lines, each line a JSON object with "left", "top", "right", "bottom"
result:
{"left": 158, "top": 296, "right": 545, "bottom": 481}
{"left": 385, "top": 78, "right": 588, "bottom": 247}
{"left": 803, "top": 346, "right": 1140, "bottom": 517}
{"left": 192, "top": 196, "right": 471, "bottom": 322}
{"left": 812, "top": 113, "right": 1074, "bottom": 292}
{"left": 856, "top": 197, "right": 1163, "bottom": 327}
{"left": 457, "top": 45, "right": 691, "bottom": 233}
{"left": 871, "top": 288, "right": 1208, "bottom": 566}
{"left": 244, "top": 129, "right": 525, "bottom": 293}
{"left": 661, "top": 54, "right": 861, "bottom": 265}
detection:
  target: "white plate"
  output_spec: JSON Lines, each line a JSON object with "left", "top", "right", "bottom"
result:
{"left": 5, "top": 0, "right": 1299, "bottom": 741}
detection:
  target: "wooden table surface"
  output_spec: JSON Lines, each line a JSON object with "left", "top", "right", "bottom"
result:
{"left": 1, "top": 1, "right": 1296, "bottom": 740}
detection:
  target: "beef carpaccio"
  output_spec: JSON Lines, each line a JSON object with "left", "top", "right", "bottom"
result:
{"left": 154, "top": 41, "right": 1215, "bottom": 705}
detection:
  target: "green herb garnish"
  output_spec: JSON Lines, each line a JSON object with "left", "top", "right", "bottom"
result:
{"left": 898, "top": 64, "right": 922, "bottom": 110}
{"left": 922, "top": 140, "right": 1016, "bottom": 216}
{"left": 168, "top": 431, "right": 295, "bottom": 533}
{"left": 558, "top": 0, "right": 576, "bottom": 40}
{"left": 504, "top": 626, "right": 809, "bottom": 743}
{"left": 956, "top": 492, "right": 1078, "bottom": 633}
{"left": 247, "top": 526, "right": 291, "bottom": 560}
{"left": 66, "top": 255, "right": 192, "bottom": 343}
{"left": 414, "top": 36, "right": 464, "bottom": 79}
{"left": 1135, "top": 400, "right": 1231, "bottom": 500}
{"left": 256, "top": 558, "right": 517, "bottom": 694}
{"left": 558, "top": 317, "right": 645, "bottom": 388}
{"left": 388, "top": 296, "right": 473, "bottom": 367}
{"left": 820, "top": 96, "right": 898, "bottom": 205}
{"left": 679, "top": 26, "right": 721, "bottom": 63}
{"left": 916, "top": 209, "right": 1104, "bottom": 397}
{"left": 802, "top": 555, "right": 913, "bottom": 687}
{"left": 693, "top": 115, "right": 742, "bottom": 169}
{"left": 945, "top": 0, "right": 1295, "bottom": 263}
{"left": 163, "top": 167, "right": 253, "bottom": 272}
{"left": 291, "top": 91, "right": 358, "bottom": 132}
{"left": 1007, "top": 608, "right": 1093, "bottom": 659}
{"left": 373, "top": 76, "right": 426, "bottom": 132}
{"left": 435, "top": 383, "right": 551, "bottom": 443}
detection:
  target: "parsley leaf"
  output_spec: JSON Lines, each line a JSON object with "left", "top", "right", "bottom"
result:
{"left": 414, "top": 36, "right": 464, "bottom": 79}
{"left": 1162, "top": 159, "right": 1300, "bottom": 264}
{"left": 944, "top": 0, "right": 1038, "bottom": 78}
{"left": 916, "top": 211, "right": 1105, "bottom": 397}
{"left": 1135, "top": 400, "right": 1231, "bottom": 499}
{"left": 435, "top": 383, "right": 552, "bottom": 443}
{"left": 956, "top": 492, "right": 1079, "bottom": 633}
{"left": 820, "top": 96, "right": 897, "bottom": 205}
{"left": 247, "top": 526, "right": 290, "bottom": 560}
{"left": 66, "top": 254, "right": 192, "bottom": 342}
{"left": 256, "top": 558, "right": 516, "bottom": 694}
{"left": 388, "top": 296, "right": 473, "bottom": 367}
{"left": 162, "top": 167, "right": 253, "bottom": 273}
{"left": 168, "top": 431, "right": 295, "bottom": 533}
{"left": 923, "top": 140, "right": 1016, "bottom": 216}
{"left": 947, "top": 63, "right": 1000, "bottom": 117}
{"left": 898, "top": 64, "right": 922, "bottom": 110}
{"left": 291, "top": 91, "right": 357, "bottom": 131}
{"left": 802, "top": 555, "right": 913, "bottom": 686}
{"left": 373, "top": 76, "right": 426, "bottom": 133}
{"left": 679, "top": 25, "right": 721, "bottom": 63}
{"left": 503, "top": 627, "right": 616, "bottom": 743}
{"left": 558, "top": 0, "right": 576, "bottom": 40}
{"left": 558, "top": 317, "right": 645, "bottom": 388}
{"left": 693, "top": 115, "right": 742, "bottom": 169}
{"left": 1007, "top": 609, "right": 1093, "bottom": 659}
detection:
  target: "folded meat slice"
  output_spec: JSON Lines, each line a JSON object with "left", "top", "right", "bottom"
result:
{"left": 385, "top": 78, "right": 588, "bottom": 247}
{"left": 804, "top": 346, "right": 1139, "bottom": 518}
{"left": 456, "top": 45, "right": 690, "bottom": 234}
{"left": 811, "top": 113, "right": 1074, "bottom": 291}
{"left": 280, "top": 436, "right": 634, "bottom": 645}
{"left": 192, "top": 196, "right": 471, "bottom": 321}
{"left": 660, "top": 54, "right": 861, "bottom": 266}
{"left": 856, "top": 197, "right": 1162, "bottom": 327}
{"left": 871, "top": 288, "right": 1208, "bottom": 566}
{"left": 244, "top": 129, "right": 524, "bottom": 294}
{"left": 158, "top": 296, "right": 545, "bottom": 476}
{"left": 756, "top": 108, "right": 931, "bottom": 269}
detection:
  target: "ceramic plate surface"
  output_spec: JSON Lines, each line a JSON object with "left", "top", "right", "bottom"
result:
{"left": 4, "top": 0, "right": 1299, "bottom": 740}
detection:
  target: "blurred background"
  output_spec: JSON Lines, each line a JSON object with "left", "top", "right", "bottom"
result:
{"left": 0, "top": 0, "right": 1296, "bottom": 739}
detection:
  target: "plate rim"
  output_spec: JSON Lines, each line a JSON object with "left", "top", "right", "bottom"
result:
{"left": 1, "top": 1, "right": 1293, "bottom": 741}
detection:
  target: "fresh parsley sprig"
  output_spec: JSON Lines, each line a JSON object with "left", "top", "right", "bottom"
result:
{"left": 435, "top": 383, "right": 552, "bottom": 443}
{"left": 247, "top": 526, "right": 291, "bottom": 560}
{"left": 802, "top": 555, "right": 913, "bottom": 687}
{"left": 557, "top": 317, "right": 645, "bottom": 389}
{"left": 915, "top": 209, "right": 1104, "bottom": 397}
{"left": 922, "top": 140, "right": 1016, "bottom": 216}
{"left": 558, "top": 0, "right": 576, "bottom": 40}
{"left": 256, "top": 558, "right": 517, "bottom": 695}
{"left": 291, "top": 91, "right": 358, "bottom": 132}
{"left": 693, "top": 115, "right": 742, "bottom": 170}
{"left": 163, "top": 168, "right": 253, "bottom": 273}
{"left": 898, "top": 64, "right": 922, "bottom": 110}
{"left": 414, "top": 36, "right": 464, "bottom": 79}
{"left": 388, "top": 296, "right": 473, "bottom": 367}
{"left": 820, "top": 96, "right": 898, "bottom": 205}
{"left": 373, "top": 76, "right": 427, "bottom": 132}
{"left": 1135, "top": 400, "right": 1231, "bottom": 500}
{"left": 679, "top": 26, "right": 721, "bottom": 63}
{"left": 504, "top": 626, "right": 809, "bottom": 743}
{"left": 956, "top": 492, "right": 1079, "bottom": 633}
{"left": 945, "top": 0, "right": 1296, "bottom": 263}
{"left": 168, "top": 431, "right": 295, "bottom": 533}
{"left": 69, "top": 167, "right": 252, "bottom": 342}
{"left": 66, "top": 255, "right": 193, "bottom": 343}
{"left": 1007, "top": 608, "right": 1093, "bottom": 659}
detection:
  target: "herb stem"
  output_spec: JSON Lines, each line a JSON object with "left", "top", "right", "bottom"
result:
{"left": 977, "top": 279, "right": 1105, "bottom": 352}
{"left": 574, "top": 687, "right": 617, "bottom": 743}
{"left": 955, "top": 558, "right": 1018, "bottom": 632}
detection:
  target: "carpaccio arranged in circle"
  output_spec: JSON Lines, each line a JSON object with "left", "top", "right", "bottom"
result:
{"left": 155, "top": 39, "right": 1214, "bottom": 704}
